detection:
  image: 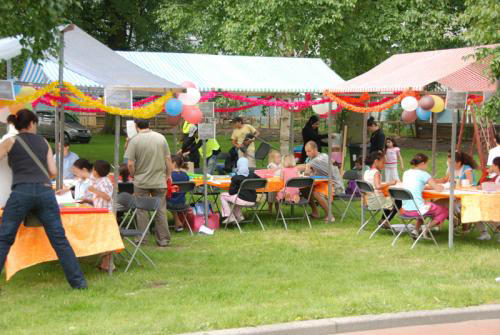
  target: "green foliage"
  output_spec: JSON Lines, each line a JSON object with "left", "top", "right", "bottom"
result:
{"left": 0, "top": 0, "right": 79, "bottom": 61}
{"left": 157, "top": 0, "right": 467, "bottom": 79}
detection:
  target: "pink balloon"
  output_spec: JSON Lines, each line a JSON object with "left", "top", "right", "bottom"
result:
{"left": 182, "top": 105, "right": 202, "bottom": 124}
{"left": 181, "top": 81, "right": 196, "bottom": 89}
{"left": 401, "top": 110, "right": 417, "bottom": 124}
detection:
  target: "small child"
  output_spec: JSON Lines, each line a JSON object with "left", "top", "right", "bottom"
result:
{"left": 477, "top": 157, "right": 500, "bottom": 241}
{"left": 87, "top": 160, "right": 114, "bottom": 271}
{"left": 168, "top": 154, "right": 190, "bottom": 232}
{"left": 87, "top": 160, "right": 113, "bottom": 210}
{"left": 331, "top": 144, "right": 342, "bottom": 168}
{"left": 384, "top": 137, "right": 404, "bottom": 182}
{"left": 56, "top": 158, "right": 93, "bottom": 201}
{"left": 267, "top": 150, "right": 281, "bottom": 213}
{"left": 277, "top": 155, "right": 300, "bottom": 204}
{"left": 363, "top": 151, "right": 399, "bottom": 228}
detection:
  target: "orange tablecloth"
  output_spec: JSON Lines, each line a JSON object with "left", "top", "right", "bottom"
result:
{"left": 194, "top": 177, "right": 331, "bottom": 196}
{"left": 3, "top": 212, "right": 124, "bottom": 280}
{"left": 422, "top": 188, "right": 500, "bottom": 223}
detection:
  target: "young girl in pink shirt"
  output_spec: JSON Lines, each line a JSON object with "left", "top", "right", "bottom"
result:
{"left": 384, "top": 137, "right": 404, "bottom": 182}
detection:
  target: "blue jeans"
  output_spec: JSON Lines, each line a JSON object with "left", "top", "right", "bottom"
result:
{"left": 0, "top": 183, "right": 87, "bottom": 288}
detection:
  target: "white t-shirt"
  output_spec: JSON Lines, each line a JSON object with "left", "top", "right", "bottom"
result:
{"left": 487, "top": 146, "right": 500, "bottom": 166}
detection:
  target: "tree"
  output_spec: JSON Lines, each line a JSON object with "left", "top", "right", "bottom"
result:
{"left": 0, "top": 0, "right": 79, "bottom": 60}
{"left": 157, "top": 0, "right": 466, "bottom": 79}
{"left": 460, "top": 0, "right": 500, "bottom": 121}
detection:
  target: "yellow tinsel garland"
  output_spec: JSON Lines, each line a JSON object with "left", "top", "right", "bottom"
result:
{"left": 0, "top": 82, "right": 173, "bottom": 118}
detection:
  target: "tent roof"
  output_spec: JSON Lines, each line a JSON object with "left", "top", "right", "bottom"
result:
{"left": 2, "top": 25, "right": 181, "bottom": 91}
{"left": 117, "top": 51, "right": 344, "bottom": 94}
{"left": 0, "top": 37, "right": 22, "bottom": 61}
{"left": 331, "top": 45, "right": 498, "bottom": 93}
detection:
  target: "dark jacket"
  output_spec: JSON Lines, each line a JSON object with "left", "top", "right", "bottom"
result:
{"left": 300, "top": 125, "right": 328, "bottom": 163}
{"left": 181, "top": 134, "right": 200, "bottom": 168}
{"left": 369, "top": 128, "right": 385, "bottom": 153}
{"left": 228, "top": 172, "right": 261, "bottom": 203}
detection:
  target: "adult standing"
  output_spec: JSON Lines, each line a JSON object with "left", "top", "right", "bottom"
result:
{"left": 367, "top": 116, "right": 385, "bottom": 153}
{"left": 125, "top": 119, "right": 172, "bottom": 247}
{"left": 54, "top": 140, "right": 79, "bottom": 179}
{"left": 181, "top": 124, "right": 200, "bottom": 168}
{"left": 231, "top": 116, "right": 259, "bottom": 168}
{"left": 0, "top": 109, "right": 87, "bottom": 289}
{"left": 300, "top": 115, "right": 328, "bottom": 163}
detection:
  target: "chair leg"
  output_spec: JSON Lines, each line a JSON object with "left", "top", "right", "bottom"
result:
{"left": 303, "top": 205, "right": 312, "bottom": 229}
{"left": 340, "top": 193, "right": 356, "bottom": 222}
{"left": 182, "top": 212, "right": 193, "bottom": 236}
{"left": 357, "top": 211, "right": 377, "bottom": 235}
{"left": 279, "top": 206, "right": 288, "bottom": 231}
{"left": 255, "top": 213, "right": 265, "bottom": 231}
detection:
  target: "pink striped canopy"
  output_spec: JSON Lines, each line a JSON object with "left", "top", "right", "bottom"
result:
{"left": 331, "top": 45, "right": 498, "bottom": 93}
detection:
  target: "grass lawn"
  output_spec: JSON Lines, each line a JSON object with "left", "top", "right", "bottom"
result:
{"left": 1, "top": 135, "right": 499, "bottom": 335}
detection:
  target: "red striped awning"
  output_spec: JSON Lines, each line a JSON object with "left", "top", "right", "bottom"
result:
{"left": 331, "top": 45, "right": 498, "bottom": 93}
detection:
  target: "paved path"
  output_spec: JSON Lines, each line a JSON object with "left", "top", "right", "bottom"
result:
{"left": 343, "top": 319, "right": 500, "bottom": 335}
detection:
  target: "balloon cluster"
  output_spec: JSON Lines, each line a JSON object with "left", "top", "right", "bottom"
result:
{"left": 165, "top": 81, "right": 202, "bottom": 125}
{"left": 0, "top": 85, "right": 36, "bottom": 123}
{"left": 400, "top": 95, "right": 445, "bottom": 124}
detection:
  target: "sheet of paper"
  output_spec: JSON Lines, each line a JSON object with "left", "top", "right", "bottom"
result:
{"left": 56, "top": 191, "right": 74, "bottom": 205}
{"left": 126, "top": 120, "right": 137, "bottom": 138}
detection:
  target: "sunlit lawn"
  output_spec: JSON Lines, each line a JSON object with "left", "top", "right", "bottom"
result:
{"left": 1, "top": 134, "right": 498, "bottom": 335}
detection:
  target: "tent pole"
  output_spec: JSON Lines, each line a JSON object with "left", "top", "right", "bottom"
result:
{"left": 203, "top": 139, "right": 209, "bottom": 230}
{"left": 289, "top": 103, "right": 294, "bottom": 153}
{"left": 327, "top": 104, "right": 333, "bottom": 223}
{"left": 361, "top": 113, "right": 368, "bottom": 227}
{"left": 109, "top": 114, "right": 120, "bottom": 275}
{"left": 56, "top": 30, "right": 65, "bottom": 189}
{"left": 6, "top": 59, "right": 12, "bottom": 79}
{"left": 173, "top": 124, "right": 178, "bottom": 154}
{"left": 431, "top": 113, "right": 437, "bottom": 176}
{"left": 448, "top": 108, "right": 457, "bottom": 249}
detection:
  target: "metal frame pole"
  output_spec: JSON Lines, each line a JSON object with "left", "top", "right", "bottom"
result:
{"left": 109, "top": 114, "right": 120, "bottom": 275}
{"left": 6, "top": 59, "right": 12, "bottom": 79}
{"left": 327, "top": 104, "right": 333, "bottom": 223}
{"left": 361, "top": 113, "right": 368, "bottom": 226}
{"left": 203, "top": 139, "right": 209, "bottom": 229}
{"left": 56, "top": 30, "right": 65, "bottom": 189}
{"left": 431, "top": 113, "right": 437, "bottom": 176}
{"left": 448, "top": 109, "right": 457, "bottom": 249}
{"left": 173, "top": 124, "right": 178, "bottom": 153}
{"left": 289, "top": 105, "right": 294, "bottom": 153}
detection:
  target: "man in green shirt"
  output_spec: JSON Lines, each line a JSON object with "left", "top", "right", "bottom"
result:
{"left": 124, "top": 119, "right": 172, "bottom": 247}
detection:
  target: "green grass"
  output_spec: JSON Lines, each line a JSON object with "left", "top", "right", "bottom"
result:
{"left": 1, "top": 135, "right": 498, "bottom": 335}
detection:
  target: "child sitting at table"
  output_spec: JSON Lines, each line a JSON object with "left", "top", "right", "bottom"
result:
{"left": 86, "top": 160, "right": 114, "bottom": 271}
{"left": 220, "top": 157, "right": 261, "bottom": 224}
{"left": 276, "top": 154, "right": 300, "bottom": 204}
{"left": 434, "top": 151, "right": 478, "bottom": 186}
{"left": 267, "top": 150, "right": 281, "bottom": 214}
{"left": 477, "top": 156, "right": 500, "bottom": 241}
{"left": 363, "top": 151, "right": 399, "bottom": 228}
{"left": 401, "top": 153, "right": 448, "bottom": 239}
{"left": 56, "top": 158, "right": 93, "bottom": 201}
{"left": 168, "top": 154, "right": 190, "bottom": 232}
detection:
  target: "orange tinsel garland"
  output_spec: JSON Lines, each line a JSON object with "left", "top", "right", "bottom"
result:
{"left": 323, "top": 90, "right": 417, "bottom": 113}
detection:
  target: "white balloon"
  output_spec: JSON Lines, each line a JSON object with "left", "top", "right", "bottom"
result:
{"left": 312, "top": 101, "right": 329, "bottom": 115}
{"left": 401, "top": 96, "right": 418, "bottom": 112}
{"left": 178, "top": 88, "right": 201, "bottom": 106}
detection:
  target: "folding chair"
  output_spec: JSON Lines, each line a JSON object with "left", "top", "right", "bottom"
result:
{"left": 338, "top": 170, "right": 362, "bottom": 222}
{"left": 167, "top": 181, "right": 196, "bottom": 235}
{"left": 116, "top": 192, "right": 136, "bottom": 228}
{"left": 120, "top": 196, "right": 160, "bottom": 272}
{"left": 275, "top": 177, "right": 314, "bottom": 230}
{"left": 388, "top": 188, "right": 438, "bottom": 249}
{"left": 355, "top": 180, "right": 396, "bottom": 238}
{"left": 224, "top": 178, "right": 267, "bottom": 233}
{"left": 254, "top": 142, "right": 271, "bottom": 165}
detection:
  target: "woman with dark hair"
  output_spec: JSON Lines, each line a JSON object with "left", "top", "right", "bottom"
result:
{"left": 367, "top": 116, "right": 385, "bottom": 154}
{"left": 435, "top": 151, "right": 478, "bottom": 186}
{"left": 401, "top": 153, "right": 448, "bottom": 239}
{"left": 300, "top": 115, "right": 328, "bottom": 163}
{"left": 0, "top": 109, "right": 87, "bottom": 289}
